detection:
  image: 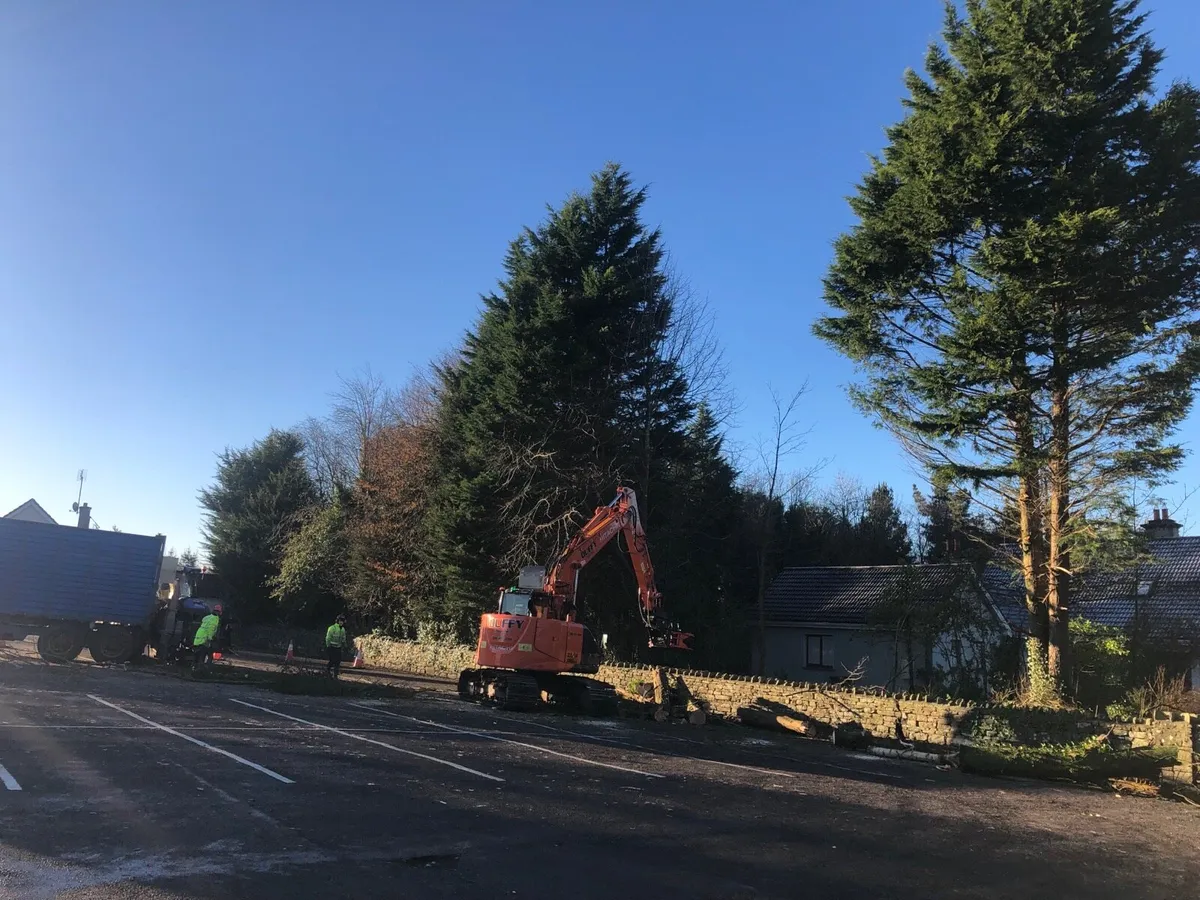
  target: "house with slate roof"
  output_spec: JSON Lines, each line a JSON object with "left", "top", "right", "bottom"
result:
{"left": 761, "top": 508, "right": 1200, "bottom": 690}
{"left": 980, "top": 509, "right": 1200, "bottom": 687}
{"left": 756, "top": 562, "right": 1011, "bottom": 689}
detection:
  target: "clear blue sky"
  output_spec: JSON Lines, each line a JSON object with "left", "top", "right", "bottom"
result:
{"left": 2, "top": 0, "right": 1199, "bottom": 557}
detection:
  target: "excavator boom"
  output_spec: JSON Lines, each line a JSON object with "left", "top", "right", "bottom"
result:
{"left": 543, "top": 487, "right": 691, "bottom": 649}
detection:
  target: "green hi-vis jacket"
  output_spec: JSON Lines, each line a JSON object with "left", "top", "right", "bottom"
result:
{"left": 193, "top": 614, "right": 220, "bottom": 647}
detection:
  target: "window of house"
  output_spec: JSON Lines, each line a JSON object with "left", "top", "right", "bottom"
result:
{"left": 806, "top": 634, "right": 834, "bottom": 669}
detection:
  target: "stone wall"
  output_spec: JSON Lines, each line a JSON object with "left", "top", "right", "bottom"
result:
{"left": 345, "top": 636, "right": 1195, "bottom": 783}
{"left": 1111, "top": 716, "right": 1196, "bottom": 785}
{"left": 356, "top": 635, "right": 474, "bottom": 680}
{"left": 599, "top": 661, "right": 969, "bottom": 744}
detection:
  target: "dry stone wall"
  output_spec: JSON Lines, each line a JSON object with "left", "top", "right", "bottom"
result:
{"left": 356, "top": 635, "right": 474, "bottom": 680}
{"left": 349, "top": 637, "right": 1195, "bottom": 783}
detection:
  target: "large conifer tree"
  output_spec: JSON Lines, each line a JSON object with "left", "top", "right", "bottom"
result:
{"left": 429, "top": 164, "right": 695, "bottom": 635}
{"left": 816, "top": 0, "right": 1200, "bottom": 691}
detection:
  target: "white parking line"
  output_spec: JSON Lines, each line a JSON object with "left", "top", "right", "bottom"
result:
{"left": 230, "top": 700, "right": 505, "bottom": 783}
{"left": 449, "top": 708, "right": 807, "bottom": 780}
{"left": 174, "top": 764, "right": 280, "bottom": 827}
{"left": 348, "top": 703, "right": 664, "bottom": 779}
{"left": 87, "top": 695, "right": 294, "bottom": 785}
{"left": 0, "top": 762, "right": 21, "bottom": 791}
{"left": 403, "top": 706, "right": 894, "bottom": 782}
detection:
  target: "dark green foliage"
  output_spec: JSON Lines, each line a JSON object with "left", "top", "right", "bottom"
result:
{"left": 959, "top": 736, "right": 1178, "bottom": 784}
{"left": 857, "top": 485, "right": 913, "bottom": 564}
{"left": 199, "top": 430, "right": 318, "bottom": 624}
{"left": 814, "top": 0, "right": 1200, "bottom": 683}
{"left": 269, "top": 489, "right": 350, "bottom": 625}
{"left": 642, "top": 404, "right": 746, "bottom": 671}
{"left": 428, "top": 164, "right": 697, "bottom": 640}
{"left": 776, "top": 484, "right": 912, "bottom": 568}
{"left": 913, "top": 482, "right": 993, "bottom": 564}
{"left": 1070, "top": 617, "right": 1131, "bottom": 709}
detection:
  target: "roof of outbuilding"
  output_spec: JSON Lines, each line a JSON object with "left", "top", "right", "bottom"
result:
{"left": 980, "top": 537, "right": 1200, "bottom": 637}
{"left": 763, "top": 564, "right": 974, "bottom": 627}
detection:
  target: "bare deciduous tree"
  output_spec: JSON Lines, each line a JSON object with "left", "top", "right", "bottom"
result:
{"left": 299, "top": 365, "right": 401, "bottom": 495}
{"left": 660, "top": 267, "right": 739, "bottom": 426}
{"left": 744, "top": 384, "right": 822, "bottom": 675}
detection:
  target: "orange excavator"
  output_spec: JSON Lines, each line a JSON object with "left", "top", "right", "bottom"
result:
{"left": 457, "top": 486, "right": 691, "bottom": 713}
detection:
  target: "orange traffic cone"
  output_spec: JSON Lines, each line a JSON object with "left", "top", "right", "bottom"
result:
{"left": 351, "top": 646, "right": 364, "bottom": 669}
{"left": 285, "top": 640, "right": 295, "bottom": 663}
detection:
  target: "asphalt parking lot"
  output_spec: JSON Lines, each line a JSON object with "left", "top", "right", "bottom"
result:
{"left": 0, "top": 649, "right": 1197, "bottom": 899}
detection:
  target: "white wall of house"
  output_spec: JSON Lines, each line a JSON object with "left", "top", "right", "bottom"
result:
{"left": 755, "top": 626, "right": 926, "bottom": 690}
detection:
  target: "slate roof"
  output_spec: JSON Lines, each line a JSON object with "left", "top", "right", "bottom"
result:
{"left": 980, "top": 537, "right": 1200, "bottom": 638}
{"left": 763, "top": 564, "right": 976, "bottom": 627}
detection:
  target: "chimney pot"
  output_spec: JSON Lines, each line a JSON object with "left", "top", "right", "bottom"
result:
{"left": 1163, "top": 507, "right": 1170, "bottom": 520}
{"left": 1154, "top": 509, "right": 1161, "bottom": 521}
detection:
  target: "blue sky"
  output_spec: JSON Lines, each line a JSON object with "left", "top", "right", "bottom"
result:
{"left": 2, "top": 0, "right": 1198, "bottom": 557}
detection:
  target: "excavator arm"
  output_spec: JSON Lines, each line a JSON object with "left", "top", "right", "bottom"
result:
{"left": 543, "top": 487, "right": 692, "bottom": 650}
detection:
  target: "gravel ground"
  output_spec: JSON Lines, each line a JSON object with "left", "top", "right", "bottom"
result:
{"left": 0, "top": 642, "right": 1196, "bottom": 899}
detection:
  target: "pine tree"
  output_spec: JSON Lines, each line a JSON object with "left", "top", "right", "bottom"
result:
{"left": 648, "top": 404, "right": 744, "bottom": 670}
{"left": 429, "top": 164, "right": 695, "bottom": 637}
{"left": 815, "top": 0, "right": 1200, "bottom": 691}
{"left": 199, "top": 430, "right": 317, "bottom": 623}
{"left": 854, "top": 485, "right": 913, "bottom": 564}
{"left": 913, "top": 482, "right": 983, "bottom": 563}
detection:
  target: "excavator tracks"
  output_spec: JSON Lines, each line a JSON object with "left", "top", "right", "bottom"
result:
{"left": 535, "top": 673, "right": 619, "bottom": 717}
{"left": 568, "top": 677, "right": 619, "bottom": 717}
{"left": 457, "top": 669, "right": 619, "bottom": 716}
{"left": 457, "top": 669, "right": 540, "bottom": 711}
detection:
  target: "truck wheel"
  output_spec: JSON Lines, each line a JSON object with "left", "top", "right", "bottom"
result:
{"left": 88, "top": 626, "right": 136, "bottom": 664}
{"left": 37, "top": 627, "right": 86, "bottom": 663}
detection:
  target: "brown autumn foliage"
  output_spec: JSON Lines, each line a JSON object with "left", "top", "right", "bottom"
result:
{"left": 347, "top": 417, "right": 437, "bottom": 630}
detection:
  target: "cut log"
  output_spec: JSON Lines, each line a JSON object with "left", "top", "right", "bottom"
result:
{"left": 674, "top": 676, "right": 693, "bottom": 708}
{"left": 737, "top": 706, "right": 820, "bottom": 737}
{"left": 653, "top": 667, "right": 670, "bottom": 706}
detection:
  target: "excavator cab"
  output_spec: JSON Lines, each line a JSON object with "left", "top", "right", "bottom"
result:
{"left": 497, "top": 588, "right": 532, "bottom": 617}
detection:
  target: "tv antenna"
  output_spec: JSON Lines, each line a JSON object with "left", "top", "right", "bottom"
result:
{"left": 71, "top": 469, "right": 86, "bottom": 513}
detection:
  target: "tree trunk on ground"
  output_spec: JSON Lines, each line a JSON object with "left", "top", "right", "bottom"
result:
{"left": 737, "top": 706, "right": 821, "bottom": 737}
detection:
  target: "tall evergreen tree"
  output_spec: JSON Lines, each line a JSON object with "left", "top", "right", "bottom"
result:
{"left": 914, "top": 482, "right": 981, "bottom": 563}
{"left": 815, "top": 0, "right": 1200, "bottom": 691}
{"left": 429, "top": 164, "right": 695, "bottom": 637}
{"left": 199, "top": 430, "right": 317, "bottom": 623}
{"left": 854, "top": 485, "right": 913, "bottom": 564}
{"left": 647, "top": 404, "right": 745, "bottom": 670}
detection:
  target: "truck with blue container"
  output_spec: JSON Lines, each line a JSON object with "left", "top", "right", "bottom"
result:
{"left": 0, "top": 516, "right": 166, "bottom": 663}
